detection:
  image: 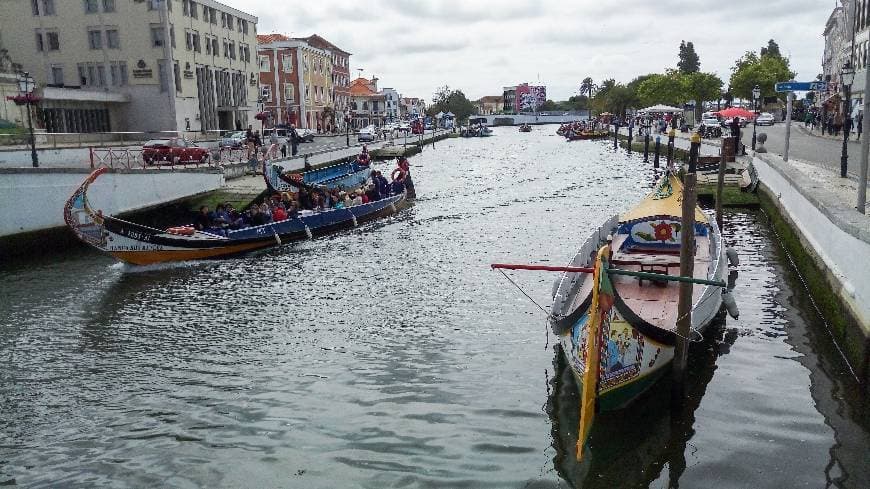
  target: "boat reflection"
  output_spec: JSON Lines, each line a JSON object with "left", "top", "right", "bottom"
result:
{"left": 548, "top": 317, "right": 737, "bottom": 488}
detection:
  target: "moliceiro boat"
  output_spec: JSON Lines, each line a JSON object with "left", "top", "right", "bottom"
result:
{"left": 264, "top": 160, "right": 370, "bottom": 194}
{"left": 566, "top": 131, "right": 609, "bottom": 141}
{"left": 64, "top": 168, "right": 407, "bottom": 266}
{"left": 549, "top": 173, "right": 726, "bottom": 412}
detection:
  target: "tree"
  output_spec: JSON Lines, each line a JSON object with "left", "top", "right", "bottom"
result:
{"left": 427, "top": 85, "right": 475, "bottom": 121}
{"left": 566, "top": 95, "right": 589, "bottom": 110}
{"left": 729, "top": 50, "right": 795, "bottom": 100}
{"left": 678, "top": 40, "right": 700, "bottom": 74}
{"left": 635, "top": 72, "right": 685, "bottom": 107}
{"left": 540, "top": 100, "right": 559, "bottom": 111}
{"left": 760, "top": 39, "right": 781, "bottom": 59}
{"left": 579, "top": 77, "right": 596, "bottom": 99}
{"left": 682, "top": 72, "right": 723, "bottom": 120}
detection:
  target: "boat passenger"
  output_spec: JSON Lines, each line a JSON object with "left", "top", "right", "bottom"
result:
{"left": 259, "top": 202, "right": 272, "bottom": 221}
{"left": 374, "top": 171, "right": 390, "bottom": 197}
{"left": 350, "top": 191, "right": 363, "bottom": 207}
{"left": 358, "top": 146, "right": 371, "bottom": 166}
{"left": 272, "top": 204, "right": 288, "bottom": 221}
{"left": 247, "top": 205, "right": 269, "bottom": 226}
{"left": 194, "top": 206, "right": 212, "bottom": 231}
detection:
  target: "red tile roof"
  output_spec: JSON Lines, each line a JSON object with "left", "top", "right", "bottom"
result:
{"left": 257, "top": 33, "right": 291, "bottom": 44}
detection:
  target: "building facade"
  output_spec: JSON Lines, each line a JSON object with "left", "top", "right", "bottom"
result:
{"left": 475, "top": 95, "right": 502, "bottom": 115}
{"left": 502, "top": 86, "right": 516, "bottom": 114}
{"left": 348, "top": 76, "right": 384, "bottom": 128}
{"left": 302, "top": 35, "right": 350, "bottom": 131}
{"left": 514, "top": 83, "right": 546, "bottom": 113}
{"left": 400, "top": 97, "right": 424, "bottom": 118}
{"left": 256, "top": 34, "right": 337, "bottom": 131}
{"left": 381, "top": 87, "right": 399, "bottom": 122}
{"left": 0, "top": 0, "right": 259, "bottom": 135}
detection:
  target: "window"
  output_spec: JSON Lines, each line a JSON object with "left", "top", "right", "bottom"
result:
{"left": 189, "top": 1, "right": 197, "bottom": 19}
{"left": 151, "top": 26, "right": 164, "bottom": 47}
{"left": 258, "top": 55, "right": 270, "bottom": 72}
{"left": 106, "top": 29, "right": 119, "bottom": 49}
{"left": 51, "top": 65, "right": 63, "bottom": 85}
{"left": 110, "top": 61, "right": 127, "bottom": 86}
{"left": 240, "top": 44, "right": 249, "bottom": 62}
{"left": 211, "top": 37, "right": 218, "bottom": 55}
{"left": 169, "top": 25, "right": 175, "bottom": 48}
{"left": 260, "top": 85, "right": 272, "bottom": 102}
{"left": 210, "top": 7, "right": 217, "bottom": 24}
{"left": 284, "top": 84, "right": 294, "bottom": 102}
{"left": 192, "top": 31, "right": 201, "bottom": 53}
{"left": 47, "top": 31, "right": 59, "bottom": 50}
{"left": 226, "top": 15, "right": 233, "bottom": 30}
{"left": 205, "top": 35, "right": 211, "bottom": 54}
{"left": 220, "top": 12, "right": 226, "bottom": 28}
{"left": 35, "top": 31, "right": 44, "bottom": 51}
{"left": 182, "top": 0, "right": 189, "bottom": 15}
{"left": 228, "top": 41, "right": 235, "bottom": 59}
{"left": 88, "top": 29, "right": 102, "bottom": 50}
{"left": 174, "top": 61, "right": 182, "bottom": 93}
{"left": 223, "top": 39, "right": 229, "bottom": 58}
{"left": 33, "top": 0, "right": 55, "bottom": 15}
{"left": 102, "top": 0, "right": 114, "bottom": 12}
{"left": 84, "top": 0, "right": 98, "bottom": 13}
{"left": 241, "top": 19, "right": 248, "bottom": 35}
{"left": 158, "top": 60, "right": 168, "bottom": 92}
{"left": 185, "top": 30, "right": 193, "bottom": 51}
{"left": 32, "top": 0, "right": 39, "bottom": 15}
{"left": 282, "top": 54, "right": 292, "bottom": 73}
{"left": 97, "top": 64, "right": 106, "bottom": 86}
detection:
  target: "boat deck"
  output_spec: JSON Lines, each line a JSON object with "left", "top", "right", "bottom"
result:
{"left": 609, "top": 233, "right": 713, "bottom": 331}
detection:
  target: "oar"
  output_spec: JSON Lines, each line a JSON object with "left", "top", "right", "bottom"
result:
{"left": 490, "top": 263, "right": 726, "bottom": 288}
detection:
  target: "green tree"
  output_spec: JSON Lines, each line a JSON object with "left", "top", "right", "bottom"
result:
{"left": 729, "top": 51, "right": 795, "bottom": 100}
{"left": 635, "top": 72, "right": 685, "bottom": 107}
{"left": 760, "top": 39, "right": 781, "bottom": 59}
{"left": 678, "top": 40, "right": 700, "bottom": 74}
{"left": 540, "top": 100, "right": 559, "bottom": 111}
{"left": 566, "top": 94, "right": 589, "bottom": 110}
{"left": 579, "top": 77, "right": 596, "bottom": 99}
{"left": 682, "top": 72, "right": 723, "bottom": 120}
{"left": 428, "top": 85, "right": 476, "bottom": 121}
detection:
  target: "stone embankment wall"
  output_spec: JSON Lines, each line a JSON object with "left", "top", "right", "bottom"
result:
{"left": 753, "top": 153, "right": 870, "bottom": 383}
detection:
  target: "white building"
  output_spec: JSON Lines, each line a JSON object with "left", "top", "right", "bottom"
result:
{"left": 0, "top": 0, "right": 258, "bottom": 136}
{"left": 381, "top": 87, "right": 400, "bottom": 122}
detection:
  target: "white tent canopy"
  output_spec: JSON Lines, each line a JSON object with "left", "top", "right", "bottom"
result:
{"left": 638, "top": 104, "right": 684, "bottom": 113}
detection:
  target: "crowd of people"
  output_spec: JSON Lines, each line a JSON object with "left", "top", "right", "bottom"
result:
{"left": 803, "top": 109, "right": 864, "bottom": 140}
{"left": 242, "top": 124, "right": 304, "bottom": 174}
{"left": 193, "top": 156, "right": 414, "bottom": 235}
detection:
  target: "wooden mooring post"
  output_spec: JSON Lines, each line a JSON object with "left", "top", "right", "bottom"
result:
{"left": 627, "top": 125, "right": 633, "bottom": 152}
{"left": 716, "top": 145, "right": 726, "bottom": 231}
{"left": 666, "top": 128, "right": 676, "bottom": 170}
{"left": 672, "top": 132, "right": 700, "bottom": 405}
{"left": 643, "top": 130, "right": 650, "bottom": 162}
{"left": 613, "top": 122, "right": 619, "bottom": 150}
{"left": 653, "top": 136, "right": 661, "bottom": 168}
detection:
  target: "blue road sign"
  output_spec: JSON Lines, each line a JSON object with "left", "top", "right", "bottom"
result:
{"left": 775, "top": 82, "right": 824, "bottom": 92}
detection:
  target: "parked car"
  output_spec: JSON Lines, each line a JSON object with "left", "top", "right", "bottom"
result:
{"left": 143, "top": 138, "right": 210, "bottom": 165}
{"left": 397, "top": 121, "right": 411, "bottom": 133}
{"left": 722, "top": 117, "right": 748, "bottom": 128}
{"left": 358, "top": 125, "right": 376, "bottom": 142}
{"left": 296, "top": 128, "right": 316, "bottom": 142}
{"left": 756, "top": 112, "right": 775, "bottom": 126}
{"left": 219, "top": 131, "right": 246, "bottom": 150}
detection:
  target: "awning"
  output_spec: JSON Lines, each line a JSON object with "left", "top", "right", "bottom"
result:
{"left": 638, "top": 104, "right": 684, "bottom": 113}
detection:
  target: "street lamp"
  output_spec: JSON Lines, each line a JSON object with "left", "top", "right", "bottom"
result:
{"left": 751, "top": 85, "right": 761, "bottom": 151}
{"left": 16, "top": 72, "right": 39, "bottom": 168}
{"left": 841, "top": 60, "right": 855, "bottom": 178}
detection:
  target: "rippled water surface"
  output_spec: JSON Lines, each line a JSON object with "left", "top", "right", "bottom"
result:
{"left": 1, "top": 127, "right": 868, "bottom": 488}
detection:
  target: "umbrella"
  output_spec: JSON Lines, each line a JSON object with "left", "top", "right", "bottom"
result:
{"left": 716, "top": 107, "right": 755, "bottom": 119}
{"left": 638, "top": 104, "right": 684, "bottom": 113}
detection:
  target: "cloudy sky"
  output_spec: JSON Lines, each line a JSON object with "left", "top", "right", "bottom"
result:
{"left": 224, "top": 0, "right": 835, "bottom": 102}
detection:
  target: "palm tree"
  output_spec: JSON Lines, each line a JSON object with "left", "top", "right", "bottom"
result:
{"left": 580, "top": 77, "right": 596, "bottom": 99}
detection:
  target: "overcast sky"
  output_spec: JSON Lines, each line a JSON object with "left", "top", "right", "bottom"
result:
{"left": 225, "top": 0, "right": 835, "bottom": 102}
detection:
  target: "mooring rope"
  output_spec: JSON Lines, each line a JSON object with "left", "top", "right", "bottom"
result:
{"left": 495, "top": 268, "right": 551, "bottom": 350}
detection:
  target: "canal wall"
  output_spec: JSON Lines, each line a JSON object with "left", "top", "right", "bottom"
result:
{"left": 752, "top": 152, "right": 870, "bottom": 384}
{"left": 0, "top": 167, "right": 224, "bottom": 246}
{"left": 476, "top": 114, "right": 588, "bottom": 126}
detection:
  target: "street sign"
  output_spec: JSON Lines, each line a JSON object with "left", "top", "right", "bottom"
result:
{"left": 775, "top": 82, "right": 824, "bottom": 92}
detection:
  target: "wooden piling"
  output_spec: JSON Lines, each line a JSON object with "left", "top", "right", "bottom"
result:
{"left": 613, "top": 123, "right": 619, "bottom": 150}
{"left": 627, "top": 125, "right": 633, "bottom": 152}
{"left": 666, "top": 129, "right": 676, "bottom": 169}
{"left": 672, "top": 132, "right": 700, "bottom": 405}
{"left": 643, "top": 131, "right": 650, "bottom": 162}
{"left": 654, "top": 136, "right": 661, "bottom": 168}
{"left": 716, "top": 147, "right": 726, "bottom": 231}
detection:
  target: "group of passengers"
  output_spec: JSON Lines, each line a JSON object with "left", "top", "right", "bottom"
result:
{"left": 193, "top": 156, "right": 412, "bottom": 234}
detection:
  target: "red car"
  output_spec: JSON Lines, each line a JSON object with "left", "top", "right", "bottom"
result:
{"left": 142, "top": 138, "right": 210, "bottom": 165}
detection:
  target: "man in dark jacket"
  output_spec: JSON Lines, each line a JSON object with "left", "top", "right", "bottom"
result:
{"left": 288, "top": 124, "right": 301, "bottom": 156}
{"left": 730, "top": 118, "right": 743, "bottom": 155}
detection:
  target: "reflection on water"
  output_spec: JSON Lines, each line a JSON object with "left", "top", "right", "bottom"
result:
{"left": 1, "top": 130, "right": 868, "bottom": 488}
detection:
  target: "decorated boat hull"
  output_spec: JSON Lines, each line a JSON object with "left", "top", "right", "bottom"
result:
{"left": 65, "top": 168, "right": 407, "bottom": 266}
{"left": 550, "top": 175, "right": 726, "bottom": 411}
{"left": 264, "top": 161, "right": 370, "bottom": 193}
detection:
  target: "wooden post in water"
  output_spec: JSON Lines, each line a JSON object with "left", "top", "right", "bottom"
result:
{"left": 653, "top": 136, "right": 661, "bottom": 168}
{"left": 613, "top": 121, "right": 619, "bottom": 150}
{"left": 666, "top": 128, "right": 676, "bottom": 170}
{"left": 643, "top": 129, "right": 650, "bottom": 162}
{"left": 672, "top": 132, "right": 700, "bottom": 405}
{"left": 716, "top": 145, "right": 726, "bottom": 231}
{"left": 627, "top": 125, "right": 633, "bottom": 152}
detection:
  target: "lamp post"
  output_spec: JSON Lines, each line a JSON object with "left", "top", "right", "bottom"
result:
{"left": 751, "top": 85, "right": 760, "bottom": 151}
{"left": 841, "top": 61, "right": 855, "bottom": 178}
{"left": 16, "top": 72, "right": 39, "bottom": 168}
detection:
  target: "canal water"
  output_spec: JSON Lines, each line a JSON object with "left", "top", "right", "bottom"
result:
{"left": 1, "top": 128, "right": 868, "bottom": 488}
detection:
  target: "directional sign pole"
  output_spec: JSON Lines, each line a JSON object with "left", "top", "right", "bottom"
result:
{"left": 784, "top": 92, "right": 793, "bottom": 162}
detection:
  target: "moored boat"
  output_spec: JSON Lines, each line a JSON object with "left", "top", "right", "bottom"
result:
{"left": 64, "top": 168, "right": 407, "bottom": 266}
{"left": 548, "top": 172, "right": 726, "bottom": 412}
{"left": 565, "top": 131, "right": 609, "bottom": 141}
{"left": 519, "top": 124, "right": 532, "bottom": 132}
{"left": 264, "top": 160, "right": 370, "bottom": 194}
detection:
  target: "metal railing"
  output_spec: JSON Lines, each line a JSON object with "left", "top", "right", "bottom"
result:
{"left": 88, "top": 146, "right": 255, "bottom": 170}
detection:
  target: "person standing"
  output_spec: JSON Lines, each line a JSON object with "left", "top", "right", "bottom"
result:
{"left": 857, "top": 112, "right": 864, "bottom": 141}
{"left": 730, "top": 117, "right": 742, "bottom": 155}
{"left": 288, "top": 124, "right": 300, "bottom": 157}
{"left": 268, "top": 129, "right": 279, "bottom": 160}
{"left": 245, "top": 125, "right": 255, "bottom": 159}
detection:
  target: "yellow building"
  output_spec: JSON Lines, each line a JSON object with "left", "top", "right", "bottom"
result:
{"left": 299, "top": 45, "right": 333, "bottom": 131}
{"left": 0, "top": 0, "right": 258, "bottom": 136}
